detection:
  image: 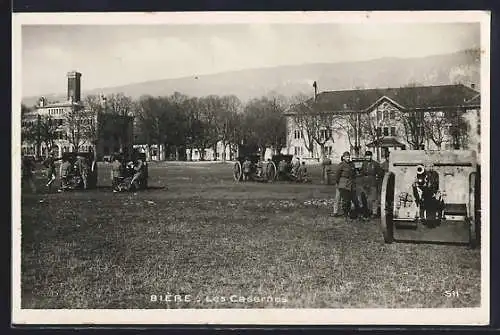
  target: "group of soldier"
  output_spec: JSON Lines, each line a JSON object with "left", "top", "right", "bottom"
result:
{"left": 110, "top": 153, "right": 147, "bottom": 192}
{"left": 241, "top": 156, "right": 310, "bottom": 182}
{"left": 21, "top": 150, "right": 147, "bottom": 193}
{"left": 22, "top": 152, "right": 91, "bottom": 193}
{"left": 333, "top": 150, "right": 389, "bottom": 221}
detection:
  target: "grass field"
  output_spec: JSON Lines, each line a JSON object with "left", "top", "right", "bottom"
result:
{"left": 20, "top": 161, "right": 481, "bottom": 309}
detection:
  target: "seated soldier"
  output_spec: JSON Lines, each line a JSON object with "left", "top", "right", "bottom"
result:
{"left": 242, "top": 158, "right": 252, "bottom": 181}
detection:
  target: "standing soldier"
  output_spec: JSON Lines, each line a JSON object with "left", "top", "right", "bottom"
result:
{"left": 58, "top": 155, "right": 72, "bottom": 192}
{"left": 360, "top": 150, "right": 384, "bottom": 218}
{"left": 22, "top": 156, "right": 37, "bottom": 193}
{"left": 43, "top": 152, "right": 57, "bottom": 192}
{"left": 129, "top": 156, "right": 146, "bottom": 190}
{"left": 75, "top": 155, "right": 89, "bottom": 189}
{"left": 292, "top": 156, "right": 300, "bottom": 177}
{"left": 242, "top": 157, "right": 252, "bottom": 182}
{"left": 334, "top": 151, "right": 356, "bottom": 220}
{"left": 111, "top": 153, "right": 124, "bottom": 192}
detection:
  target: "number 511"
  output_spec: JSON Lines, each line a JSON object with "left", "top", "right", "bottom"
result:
{"left": 444, "top": 290, "right": 459, "bottom": 298}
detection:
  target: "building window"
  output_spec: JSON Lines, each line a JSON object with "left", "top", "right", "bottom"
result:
{"left": 390, "top": 127, "right": 396, "bottom": 136}
{"left": 383, "top": 127, "right": 389, "bottom": 136}
{"left": 319, "top": 129, "right": 332, "bottom": 141}
{"left": 325, "top": 146, "right": 333, "bottom": 157}
{"left": 294, "top": 146, "right": 303, "bottom": 156}
{"left": 376, "top": 127, "right": 382, "bottom": 137}
{"left": 389, "top": 110, "right": 395, "bottom": 120}
{"left": 294, "top": 130, "right": 302, "bottom": 139}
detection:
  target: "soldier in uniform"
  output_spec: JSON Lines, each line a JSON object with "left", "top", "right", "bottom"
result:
{"left": 111, "top": 153, "right": 124, "bottom": 192}
{"left": 43, "top": 152, "right": 58, "bottom": 192}
{"left": 75, "top": 155, "right": 89, "bottom": 189}
{"left": 58, "top": 156, "right": 72, "bottom": 192}
{"left": 297, "top": 161, "right": 310, "bottom": 183}
{"left": 130, "top": 156, "right": 146, "bottom": 190}
{"left": 242, "top": 157, "right": 252, "bottom": 181}
{"left": 22, "top": 156, "right": 37, "bottom": 193}
{"left": 334, "top": 151, "right": 356, "bottom": 220}
{"left": 291, "top": 157, "right": 300, "bottom": 177}
{"left": 360, "top": 150, "right": 384, "bottom": 218}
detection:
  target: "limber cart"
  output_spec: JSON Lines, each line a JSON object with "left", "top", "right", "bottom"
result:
{"left": 380, "top": 150, "right": 480, "bottom": 248}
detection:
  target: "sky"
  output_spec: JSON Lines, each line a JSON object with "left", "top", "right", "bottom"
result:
{"left": 21, "top": 22, "right": 480, "bottom": 97}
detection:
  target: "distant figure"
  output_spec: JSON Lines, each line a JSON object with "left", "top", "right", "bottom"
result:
{"left": 242, "top": 157, "right": 252, "bottom": 181}
{"left": 292, "top": 157, "right": 300, "bottom": 176}
{"left": 22, "top": 156, "right": 37, "bottom": 193}
{"left": 297, "top": 161, "right": 310, "bottom": 183}
{"left": 130, "top": 157, "right": 145, "bottom": 190}
{"left": 334, "top": 151, "right": 356, "bottom": 220}
{"left": 360, "top": 150, "right": 384, "bottom": 218}
{"left": 43, "top": 152, "right": 58, "bottom": 192}
{"left": 75, "top": 155, "right": 89, "bottom": 189}
{"left": 111, "top": 154, "right": 124, "bottom": 192}
{"left": 58, "top": 156, "right": 72, "bottom": 192}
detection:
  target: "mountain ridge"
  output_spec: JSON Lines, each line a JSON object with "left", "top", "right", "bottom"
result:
{"left": 22, "top": 49, "right": 480, "bottom": 107}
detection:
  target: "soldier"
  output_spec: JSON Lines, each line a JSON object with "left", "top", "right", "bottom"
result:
{"left": 297, "top": 161, "right": 310, "bottom": 183}
{"left": 58, "top": 156, "right": 72, "bottom": 192}
{"left": 242, "top": 157, "right": 252, "bottom": 181}
{"left": 75, "top": 155, "right": 89, "bottom": 189}
{"left": 129, "top": 156, "right": 146, "bottom": 190}
{"left": 43, "top": 152, "right": 58, "bottom": 192}
{"left": 291, "top": 157, "right": 300, "bottom": 177}
{"left": 334, "top": 151, "right": 356, "bottom": 220}
{"left": 360, "top": 150, "right": 384, "bottom": 218}
{"left": 111, "top": 154, "right": 124, "bottom": 192}
{"left": 381, "top": 151, "right": 390, "bottom": 173}
{"left": 22, "top": 156, "right": 37, "bottom": 193}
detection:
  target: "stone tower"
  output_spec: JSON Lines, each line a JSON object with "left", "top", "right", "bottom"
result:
{"left": 67, "top": 71, "right": 82, "bottom": 103}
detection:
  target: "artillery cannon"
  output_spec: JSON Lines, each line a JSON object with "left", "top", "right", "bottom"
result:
{"left": 380, "top": 150, "right": 480, "bottom": 248}
{"left": 233, "top": 154, "right": 277, "bottom": 182}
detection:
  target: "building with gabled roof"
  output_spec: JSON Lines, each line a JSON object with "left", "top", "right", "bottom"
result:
{"left": 284, "top": 83, "right": 480, "bottom": 162}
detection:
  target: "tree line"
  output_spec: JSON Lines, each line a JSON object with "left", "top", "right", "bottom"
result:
{"left": 21, "top": 84, "right": 474, "bottom": 161}
{"left": 21, "top": 92, "right": 290, "bottom": 161}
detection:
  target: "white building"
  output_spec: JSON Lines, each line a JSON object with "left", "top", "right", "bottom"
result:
{"left": 284, "top": 84, "right": 480, "bottom": 162}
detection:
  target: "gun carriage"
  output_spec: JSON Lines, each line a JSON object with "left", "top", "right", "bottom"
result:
{"left": 380, "top": 150, "right": 480, "bottom": 248}
{"left": 61, "top": 152, "right": 98, "bottom": 190}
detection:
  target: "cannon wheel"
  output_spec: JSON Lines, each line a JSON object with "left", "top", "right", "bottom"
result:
{"left": 266, "top": 161, "right": 277, "bottom": 182}
{"left": 89, "top": 161, "right": 98, "bottom": 189}
{"left": 380, "top": 171, "right": 395, "bottom": 243}
{"left": 233, "top": 161, "right": 242, "bottom": 182}
{"left": 469, "top": 171, "right": 479, "bottom": 249}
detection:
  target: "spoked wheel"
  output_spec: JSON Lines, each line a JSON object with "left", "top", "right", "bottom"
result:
{"left": 266, "top": 161, "right": 277, "bottom": 182}
{"left": 380, "top": 171, "right": 395, "bottom": 243}
{"left": 90, "top": 161, "right": 98, "bottom": 189}
{"left": 233, "top": 161, "right": 242, "bottom": 182}
{"left": 469, "top": 171, "right": 479, "bottom": 249}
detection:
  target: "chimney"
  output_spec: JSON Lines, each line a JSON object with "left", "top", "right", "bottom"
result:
{"left": 471, "top": 83, "right": 476, "bottom": 90}
{"left": 313, "top": 81, "right": 318, "bottom": 101}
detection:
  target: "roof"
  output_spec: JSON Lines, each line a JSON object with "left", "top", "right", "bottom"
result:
{"left": 36, "top": 101, "right": 84, "bottom": 109}
{"left": 287, "top": 84, "right": 480, "bottom": 115}
{"left": 366, "top": 136, "right": 407, "bottom": 148}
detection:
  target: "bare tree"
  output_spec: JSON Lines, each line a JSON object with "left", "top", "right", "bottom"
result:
{"left": 38, "top": 116, "right": 59, "bottom": 155}
{"left": 423, "top": 111, "right": 448, "bottom": 149}
{"left": 83, "top": 94, "right": 107, "bottom": 159}
{"left": 65, "top": 104, "right": 91, "bottom": 152}
{"left": 291, "top": 93, "right": 339, "bottom": 160}
{"left": 105, "top": 93, "right": 134, "bottom": 153}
